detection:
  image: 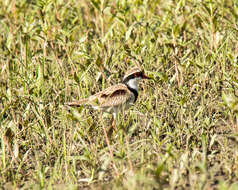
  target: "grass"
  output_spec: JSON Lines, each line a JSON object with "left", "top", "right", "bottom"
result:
{"left": 1, "top": 0, "right": 238, "bottom": 189}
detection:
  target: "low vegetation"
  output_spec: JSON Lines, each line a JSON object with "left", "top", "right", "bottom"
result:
{"left": 0, "top": 0, "right": 238, "bottom": 189}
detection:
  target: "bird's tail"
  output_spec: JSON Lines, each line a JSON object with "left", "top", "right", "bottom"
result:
{"left": 65, "top": 98, "right": 89, "bottom": 107}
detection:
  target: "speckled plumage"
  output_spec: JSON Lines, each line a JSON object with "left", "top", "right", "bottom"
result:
{"left": 65, "top": 67, "right": 149, "bottom": 114}
{"left": 66, "top": 83, "right": 135, "bottom": 113}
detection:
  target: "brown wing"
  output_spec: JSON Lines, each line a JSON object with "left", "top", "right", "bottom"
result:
{"left": 88, "top": 83, "right": 134, "bottom": 108}
{"left": 65, "top": 98, "right": 89, "bottom": 107}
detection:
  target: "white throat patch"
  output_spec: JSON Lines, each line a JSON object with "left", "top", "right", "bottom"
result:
{"left": 126, "top": 78, "right": 140, "bottom": 92}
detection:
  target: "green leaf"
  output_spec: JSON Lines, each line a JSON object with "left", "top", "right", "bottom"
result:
{"left": 90, "top": 0, "right": 100, "bottom": 11}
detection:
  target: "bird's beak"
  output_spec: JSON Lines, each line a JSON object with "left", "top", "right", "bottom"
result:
{"left": 142, "top": 73, "right": 153, "bottom": 80}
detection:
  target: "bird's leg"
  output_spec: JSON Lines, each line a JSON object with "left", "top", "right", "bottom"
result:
{"left": 112, "top": 113, "right": 117, "bottom": 129}
{"left": 100, "top": 112, "right": 119, "bottom": 177}
{"left": 108, "top": 113, "right": 117, "bottom": 137}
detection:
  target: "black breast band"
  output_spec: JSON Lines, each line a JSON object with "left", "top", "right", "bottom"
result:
{"left": 126, "top": 84, "right": 138, "bottom": 103}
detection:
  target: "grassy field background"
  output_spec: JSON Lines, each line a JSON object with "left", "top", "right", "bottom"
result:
{"left": 1, "top": 0, "right": 238, "bottom": 189}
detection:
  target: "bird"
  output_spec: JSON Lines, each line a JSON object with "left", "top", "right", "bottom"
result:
{"left": 65, "top": 67, "right": 151, "bottom": 134}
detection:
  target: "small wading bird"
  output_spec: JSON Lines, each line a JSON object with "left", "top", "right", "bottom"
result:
{"left": 65, "top": 67, "right": 151, "bottom": 134}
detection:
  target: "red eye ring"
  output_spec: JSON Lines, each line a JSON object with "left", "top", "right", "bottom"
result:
{"left": 134, "top": 72, "right": 141, "bottom": 77}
